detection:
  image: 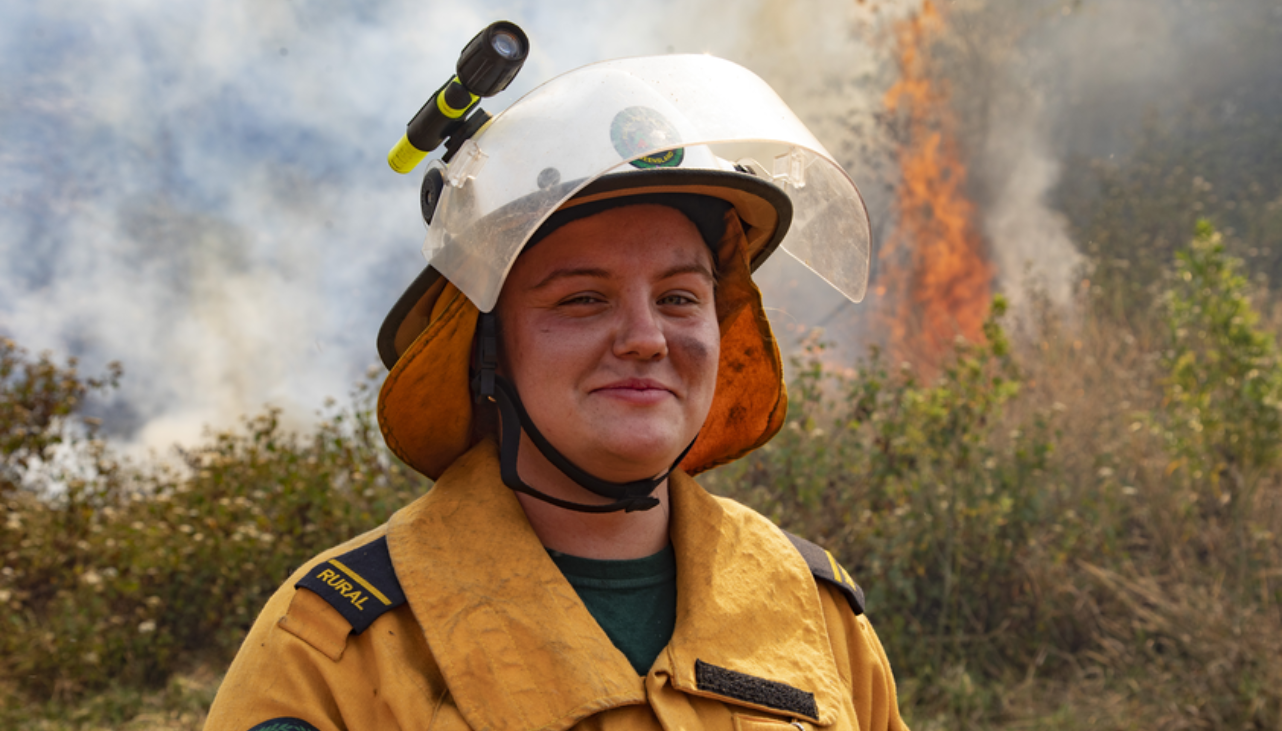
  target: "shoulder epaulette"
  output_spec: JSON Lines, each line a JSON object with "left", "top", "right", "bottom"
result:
{"left": 783, "top": 531, "right": 865, "bottom": 616}
{"left": 295, "top": 535, "right": 407, "bottom": 633}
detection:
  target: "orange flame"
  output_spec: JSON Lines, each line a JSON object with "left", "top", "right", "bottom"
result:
{"left": 879, "top": 1, "right": 993, "bottom": 369}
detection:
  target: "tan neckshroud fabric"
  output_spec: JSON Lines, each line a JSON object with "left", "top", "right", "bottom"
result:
{"left": 377, "top": 206, "right": 787, "bottom": 481}
{"left": 204, "top": 440, "right": 908, "bottom": 731}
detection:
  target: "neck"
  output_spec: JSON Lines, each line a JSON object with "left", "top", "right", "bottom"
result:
{"left": 511, "top": 430, "right": 671, "bottom": 560}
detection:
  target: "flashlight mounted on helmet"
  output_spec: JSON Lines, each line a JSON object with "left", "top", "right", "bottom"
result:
{"left": 387, "top": 21, "right": 529, "bottom": 176}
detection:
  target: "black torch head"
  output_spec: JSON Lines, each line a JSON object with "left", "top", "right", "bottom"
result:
{"left": 457, "top": 21, "right": 530, "bottom": 97}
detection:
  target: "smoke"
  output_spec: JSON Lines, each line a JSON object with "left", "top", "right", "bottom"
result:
{"left": 969, "top": 30, "right": 1083, "bottom": 313}
{"left": 962, "top": 0, "right": 1282, "bottom": 310}
{"left": 0, "top": 0, "right": 672, "bottom": 452}
{"left": 3, "top": 0, "right": 1279, "bottom": 453}
{"left": 1, "top": 1, "right": 428, "bottom": 448}
{"left": 0, "top": 0, "right": 899, "bottom": 452}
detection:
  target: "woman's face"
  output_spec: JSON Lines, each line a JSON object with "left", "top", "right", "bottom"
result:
{"left": 495, "top": 204, "right": 720, "bottom": 483}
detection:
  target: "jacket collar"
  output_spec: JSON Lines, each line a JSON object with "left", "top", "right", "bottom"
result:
{"left": 660, "top": 469, "right": 845, "bottom": 725}
{"left": 387, "top": 440, "right": 843, "bottom": 731}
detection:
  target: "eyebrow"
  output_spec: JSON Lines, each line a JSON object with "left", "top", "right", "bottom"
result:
{"left": 657, "top": 262, "right": 716, "bottom": 283}
{"left": 530, "top": 267, "right": 611, "bottom": 291}
{"left": 529, "top": 262, "right": 715, "bottom": 291}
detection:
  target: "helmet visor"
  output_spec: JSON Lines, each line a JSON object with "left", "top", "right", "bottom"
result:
{"left": 424, "top": 54, "right": 870, "bottom": 312}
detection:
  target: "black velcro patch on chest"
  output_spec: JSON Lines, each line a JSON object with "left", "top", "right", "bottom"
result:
{"left": 295, "top": 536, "right": 406, "bottom": 634}
{"left": 784, "top": 531, "right": 865, "bottom": 616}
{"left": 695, "top": 659, "right": 818, "bottom": 719}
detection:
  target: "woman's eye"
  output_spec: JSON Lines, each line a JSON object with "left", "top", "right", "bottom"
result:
{"left": 559, "top": 293, "right": 602, "bottom": 306}
{"left": 658, "top": 293, "right": 696, "bottom": 306}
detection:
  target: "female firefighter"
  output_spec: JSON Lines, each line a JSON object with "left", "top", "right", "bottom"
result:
{"left": 204, "top": 54, "right": 908, "bottom": 731}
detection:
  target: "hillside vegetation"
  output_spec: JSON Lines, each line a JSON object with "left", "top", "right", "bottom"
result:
{"left": 2, "top": 223, "right": 1280, "bottom": 729}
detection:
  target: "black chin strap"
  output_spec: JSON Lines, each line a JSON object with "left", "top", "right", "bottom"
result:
{"left": 470, "top": 313, "right": 694, "bottom": 514}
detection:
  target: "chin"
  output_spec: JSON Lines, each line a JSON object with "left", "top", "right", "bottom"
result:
{"left": 582, "top": 427, "right": 692, "bottom": 480}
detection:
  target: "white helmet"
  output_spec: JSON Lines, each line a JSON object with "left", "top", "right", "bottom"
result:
{"left": 377, "top": 54, "right": 872, "bottom": 498}
{"left": 420, "top": 54, "right": 870, "bottom": 313}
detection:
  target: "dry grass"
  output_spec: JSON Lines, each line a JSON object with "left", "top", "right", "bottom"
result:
{"left": 2, "top": 664, "right": 219, "bottom": 731}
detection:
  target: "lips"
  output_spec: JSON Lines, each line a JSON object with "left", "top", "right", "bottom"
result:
{"left": 596, "top": 378, "right": 670, "bottom": 392}
{"left": 592, "top": 377, "right": 675, "bottom": 404}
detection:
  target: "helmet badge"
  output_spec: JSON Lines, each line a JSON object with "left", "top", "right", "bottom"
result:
{"left": 610, "top": 106, "right": 685, "bottom": 169}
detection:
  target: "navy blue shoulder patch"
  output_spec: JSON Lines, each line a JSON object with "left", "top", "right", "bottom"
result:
{"left": 295, "top": 535, "right": 406, "bottom": 634}
{"left": 784, "top": 531, "right": 865, "bottom": 616}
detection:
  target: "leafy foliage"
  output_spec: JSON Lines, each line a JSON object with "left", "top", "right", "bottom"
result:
{"left": 1, "top": 340, "right": 120, "bottom": 495}
{"left": 1161, "top": 221, "right": 1282, "bottom": 501}
{"left": 1, "top": 367, "right": 428, "bottom": 705}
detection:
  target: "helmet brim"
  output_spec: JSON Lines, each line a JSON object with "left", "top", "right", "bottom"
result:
{"left": 378, "top": 168, "right": 790, "bottom": 369}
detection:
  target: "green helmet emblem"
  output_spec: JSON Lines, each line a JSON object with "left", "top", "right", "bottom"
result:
{"left": 609, "top": 106, "right": 685, "bottom": 169}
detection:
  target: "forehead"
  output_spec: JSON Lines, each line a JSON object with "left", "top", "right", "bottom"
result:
{"left": 506, "top": 204, "right": 714, "bottom": 281}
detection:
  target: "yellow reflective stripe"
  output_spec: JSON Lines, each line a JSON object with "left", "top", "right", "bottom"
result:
{"left": 823, "top": 550, "right": 858, "bottom": 591}
{"left": 824, "top": 550, "right": 845, "bottom": 587}
{"left": 840, "top": 564, "right": 857, "bottom": 589}
{"left": 435, "top": 77, "right": 478, "bottom": 118}
{"left": 328, "top": 559, "right": 392, "bottom": 606}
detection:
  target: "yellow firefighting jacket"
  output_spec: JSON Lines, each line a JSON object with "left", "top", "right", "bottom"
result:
{"left": 204, "top": 440, "right": 908, "bottom": 731}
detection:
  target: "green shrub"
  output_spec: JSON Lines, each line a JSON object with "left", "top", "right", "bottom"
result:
{"left": 1, "top": 339, "right": 120, "bottom": 496}
{"left": 1158, "top": 221, "right": 1282, "bottom": 591}
{"left": 1, "top": 367, "right": 428, "bottom": 702}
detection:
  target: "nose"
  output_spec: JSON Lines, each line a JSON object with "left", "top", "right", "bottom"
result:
{"left": 613, "top": 295, "right": 667, "bottom": 361}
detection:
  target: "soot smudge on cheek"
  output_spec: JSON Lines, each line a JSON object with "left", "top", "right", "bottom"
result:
{"left": 670, "top": 332, "right": 717, "bottom": 368}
